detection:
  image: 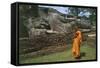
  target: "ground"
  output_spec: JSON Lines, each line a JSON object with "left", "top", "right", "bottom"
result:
{"left": 19, "top": 39, "right": 96, "bottom": 64}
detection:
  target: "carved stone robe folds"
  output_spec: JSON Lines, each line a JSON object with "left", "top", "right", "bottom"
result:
{"left": 48, "top": 13, "right": 66, "bottom": 33}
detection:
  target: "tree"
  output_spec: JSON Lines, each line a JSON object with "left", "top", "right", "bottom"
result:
{"left": 68, "top": 7, "right": 96, "bottom": 26}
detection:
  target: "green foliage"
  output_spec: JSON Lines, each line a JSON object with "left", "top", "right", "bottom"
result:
{"left": 19, "top": 42, "right": 96, "bottom": 64}
{"left": 68, "top": 7, "right": 96, "bottom": 26}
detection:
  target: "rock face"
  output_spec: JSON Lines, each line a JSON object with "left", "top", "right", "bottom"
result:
{"left": 19, "top": 31, "right": 73, "bottom": 57}
{"left": 29, "top": 28, "right": 47, "bottom": 40}
{"left": 47, "top": 13, "right": 67, "bottom": 33}
{"left": 21, "top": 7, "right": 90, "bottom": 56}
{"left": 29, "top": 32, "right": 73, "bottom": 52}
{"left": 77, "top": 18, "right": 91, "bottom": 29}
{"left": 27, "top": 11, "right": 73, "bottom": 52}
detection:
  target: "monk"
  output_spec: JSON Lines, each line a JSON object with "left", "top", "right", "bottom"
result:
{"left": 72, "top": 26, "right": 82, "bottom": 59}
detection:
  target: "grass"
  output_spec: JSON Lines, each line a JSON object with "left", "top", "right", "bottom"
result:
{"left": 19, "top": 42, "right": 96, "bottom": 64}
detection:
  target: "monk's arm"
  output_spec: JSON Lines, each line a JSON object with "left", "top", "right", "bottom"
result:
{"left": 80, "top": 33, "right": 82, "bottom": 43}
{"left": 80, "top": 36, "right": 82, "bottom": 43}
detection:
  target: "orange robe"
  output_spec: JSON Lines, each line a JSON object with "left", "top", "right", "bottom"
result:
{"left": 72, "top": 30, "right": 82, "bottom": 58}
